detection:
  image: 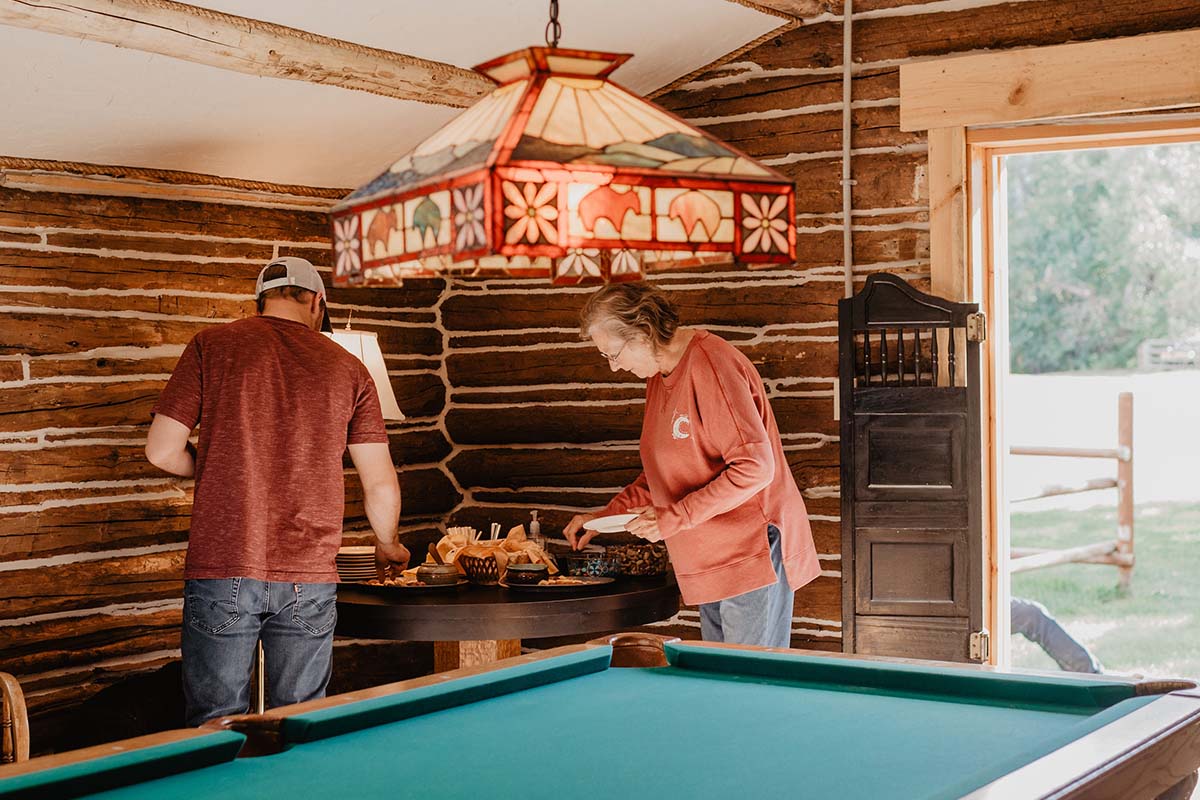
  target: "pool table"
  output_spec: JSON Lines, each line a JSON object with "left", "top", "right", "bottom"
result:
{"left": 2, "top": 634, "right": 1199, "bottom": 800}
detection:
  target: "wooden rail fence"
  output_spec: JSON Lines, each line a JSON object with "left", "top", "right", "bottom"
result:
{"left": 1008, "top": 392, "right": 1134, "bottom": 589}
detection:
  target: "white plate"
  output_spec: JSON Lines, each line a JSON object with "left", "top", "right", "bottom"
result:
{"left": 582, "top": 513, "right": 638, "bottom": 534}
{"left": 338, "top": 546, "right": 375, "bottom": 555}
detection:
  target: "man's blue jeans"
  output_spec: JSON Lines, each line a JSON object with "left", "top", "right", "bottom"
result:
{"left": 181, "top": 578, "right": 337, "bottom": 727}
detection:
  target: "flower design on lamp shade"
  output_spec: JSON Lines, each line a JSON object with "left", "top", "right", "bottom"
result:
{"left": 741, "top": 193, "right": 789, "bottom": 254}
{"left": 453, "top": 184, "right": 486, "bottom": 251}
{"left": 503, "top": 181, "right": 559, "bottom": 245}
{"left": 333, "top": 216, "right": 362, "bottom": 279}
{"left": 556, "top": 248, "right": 602, "bottom": 282}
{"left": 610, "top": 249, "right": 641, "bottom": 279}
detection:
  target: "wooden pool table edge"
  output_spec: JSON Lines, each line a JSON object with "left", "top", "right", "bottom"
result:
{"left": 963, "top": 692, "right": 1200, "bottom": 800}
{"left": 0, "top": 728, "right": 222, "bottom": 779}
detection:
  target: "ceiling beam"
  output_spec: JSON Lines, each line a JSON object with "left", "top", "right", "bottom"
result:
{"left": 725, "top": 0, "right": 833, "bottom": 20}
{"left": 0, "top": 0, "right": 493, "bottom": 108}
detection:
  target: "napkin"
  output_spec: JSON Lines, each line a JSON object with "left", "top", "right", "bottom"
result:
{"left": 404, "top": 525, "right": 559, "bottom": 580}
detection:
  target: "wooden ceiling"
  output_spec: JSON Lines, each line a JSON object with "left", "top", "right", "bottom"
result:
{"left": 0, "top": 0, "right": 784, "bottom": 188}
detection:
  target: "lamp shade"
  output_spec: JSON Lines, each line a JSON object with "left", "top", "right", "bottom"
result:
{"left": 331, "top": 47, "right": 795, "bottom": 288}
{"left": 325, "top": 329, "right": 405, "bottom": 421}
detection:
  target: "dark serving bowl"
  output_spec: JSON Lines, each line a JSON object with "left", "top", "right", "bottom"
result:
{"left": 416, "top": 564, "right": 462, "bottom": 585}
{"left": 503, "top": 563, "right": 549, "bottom": 585}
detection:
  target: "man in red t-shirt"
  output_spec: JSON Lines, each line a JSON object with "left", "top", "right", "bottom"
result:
{"left": 146, "top": 257, "right": 410, "bottom": 726}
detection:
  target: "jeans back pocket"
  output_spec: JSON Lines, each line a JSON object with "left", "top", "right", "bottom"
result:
{"left": 292, "top": 583, "right": 337, "bottom": 636}
{"left": 185, "top": 578, "right": 242, "bottom": 635}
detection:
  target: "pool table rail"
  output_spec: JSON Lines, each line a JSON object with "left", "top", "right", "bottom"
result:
{"left": 0, "top": 728, "right": 246, "bottom": 800}
{"left": 202, "top": 643, "right": 603, "bottom": 756}
{"left": 678, "top": 637, "right": 1197, "bottom": 696}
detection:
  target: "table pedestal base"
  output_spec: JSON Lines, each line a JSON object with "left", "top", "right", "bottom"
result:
{"left": 433, "top": 639, "right": 521, "bottom": 672}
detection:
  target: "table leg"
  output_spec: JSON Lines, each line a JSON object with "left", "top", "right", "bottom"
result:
{"left": 1156, "top": 771, "right": 1198, "bottom": 800}
{"left": 433, "top": 639, "right": 521, "bottom": 672}
{"left": 249, "top": 640, "right": 265, "bottom": 714}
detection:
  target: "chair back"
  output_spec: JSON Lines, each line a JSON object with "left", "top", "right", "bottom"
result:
{"left": 0, "top": 672, "right": 29, "bottom": 763}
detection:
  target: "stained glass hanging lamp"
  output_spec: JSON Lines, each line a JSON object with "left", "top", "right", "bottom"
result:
{"left": 330, "top": 1, "right": 796, "bottom": 287}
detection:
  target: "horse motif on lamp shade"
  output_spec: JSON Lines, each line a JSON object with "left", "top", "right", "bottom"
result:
{"left": 329, "top": 47, "right": 796, "bottom": 288}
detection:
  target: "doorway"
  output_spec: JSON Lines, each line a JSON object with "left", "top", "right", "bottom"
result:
{"left": 969, "top": 121, "right": 1200, "bottom": 674}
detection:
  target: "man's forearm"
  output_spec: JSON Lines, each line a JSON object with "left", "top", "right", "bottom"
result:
{"left": 363, "top": 482, "right": 402, "bottom": 544}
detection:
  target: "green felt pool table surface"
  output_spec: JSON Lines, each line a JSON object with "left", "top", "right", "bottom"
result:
{"left": 4, "top": 637, "right": 1200, "bottom": 800}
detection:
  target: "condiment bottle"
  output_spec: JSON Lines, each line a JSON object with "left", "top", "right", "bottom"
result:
{"left": 529, "top": 510, "right": 542, "bottom": 545}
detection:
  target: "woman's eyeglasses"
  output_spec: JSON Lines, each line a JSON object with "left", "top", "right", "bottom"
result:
{"left": 598, "top": 340, "right": 627, "bottom": 364}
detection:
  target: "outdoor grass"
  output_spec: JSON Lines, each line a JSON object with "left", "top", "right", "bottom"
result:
{"left": 1009, "top": 501, "right": 1200, "bottom": 679}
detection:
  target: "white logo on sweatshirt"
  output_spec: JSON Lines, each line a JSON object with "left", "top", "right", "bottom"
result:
{"left": 671, "top": 409, "right": 691, "bottom": 440}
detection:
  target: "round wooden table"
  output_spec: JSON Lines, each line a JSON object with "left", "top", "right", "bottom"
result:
{"left": 336, "top": 576, "right": 680, "bottom": 672}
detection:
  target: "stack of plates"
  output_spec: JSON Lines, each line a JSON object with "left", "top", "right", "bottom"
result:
{"left": 336, "top": 545, "right": 376, "bottom": 582}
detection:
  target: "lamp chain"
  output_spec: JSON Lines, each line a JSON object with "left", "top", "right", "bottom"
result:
{"left": 545, "top": 0, "right": 562, "bottom": 48}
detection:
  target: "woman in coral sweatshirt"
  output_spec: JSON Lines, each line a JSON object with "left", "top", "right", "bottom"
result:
{"left": 564, "top": 282, "right": 820, "bottom": 648}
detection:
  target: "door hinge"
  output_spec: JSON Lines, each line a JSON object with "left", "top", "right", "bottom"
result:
{"left": 969, "top": 629, "right": 991, "bottom": 661}
{"left": 966, "top": 312, "right": 987, "bottom": 343}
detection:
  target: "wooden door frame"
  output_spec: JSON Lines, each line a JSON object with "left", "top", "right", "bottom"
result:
{"left": 902, "top": 28, "right": 1200, "bottom": 664}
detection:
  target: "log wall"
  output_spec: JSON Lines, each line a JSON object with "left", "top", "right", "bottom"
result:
{"left": 0, "top": 165, "right": 449, "bottom": 748}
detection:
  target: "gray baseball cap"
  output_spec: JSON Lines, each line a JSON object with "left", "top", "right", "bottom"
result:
{"left": 255, "top": 257, "right": 332, "bottom": 332}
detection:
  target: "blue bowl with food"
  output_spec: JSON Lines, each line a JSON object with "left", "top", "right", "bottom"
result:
{"left": 559, "top": 553, "right": 621, "bottom": 578}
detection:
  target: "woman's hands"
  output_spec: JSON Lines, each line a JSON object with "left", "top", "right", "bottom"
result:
{"left": 625, "top": 506, "right": 663, "bottom": 542}
{"left": 566, "top": 506, "right": 664, "bottom": 550}
{"left": 564, "top": 513, "right": 598, "bottom": 550}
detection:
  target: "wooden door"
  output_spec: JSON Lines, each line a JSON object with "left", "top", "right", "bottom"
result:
{"left": 838, "top": 274, "right": 986, "bottom": 662}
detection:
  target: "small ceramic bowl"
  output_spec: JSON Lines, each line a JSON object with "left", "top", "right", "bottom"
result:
{"left": 503, "top": 563, "right": 549, "bottom": 585}
{"left": 416, "top": 564, "right": 462, "bottom": 585}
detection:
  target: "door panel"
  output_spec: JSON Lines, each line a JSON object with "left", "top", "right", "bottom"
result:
{"left": 839, "top": 273, "right": 984, "bottom": 662}
{"left": 856, "top": 415, "right": 964, "bottom": 498}
{"left": 854, "top": 527, "right": 968, "bottom": 616}
{"left": 855, "top": 616, "right": 971, "bottom": 661}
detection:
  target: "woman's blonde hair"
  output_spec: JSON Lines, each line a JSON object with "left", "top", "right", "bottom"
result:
{"left": 579, "top": 282, "right": 680, "bottom": 348}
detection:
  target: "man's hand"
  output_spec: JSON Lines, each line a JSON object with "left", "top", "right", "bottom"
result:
{"left": 564, "top": 512, "right": 599, "bottom": 550}
{"left": 625, "top": 506, "right": 663, "bottom": 542}
{"left": 375, "top": 537, "right": 411, "bottom": 580}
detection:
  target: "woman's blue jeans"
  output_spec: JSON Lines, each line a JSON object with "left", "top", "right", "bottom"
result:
{"left": 181, "top": 577, "right": 337, "bottom": 726}
{"left": 698, "top": 524, "right": 795, "bottom": 648}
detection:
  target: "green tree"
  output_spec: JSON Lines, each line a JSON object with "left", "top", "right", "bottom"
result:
{"left": 1007, "top": 144, "right": 1200, "bottom": 374}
